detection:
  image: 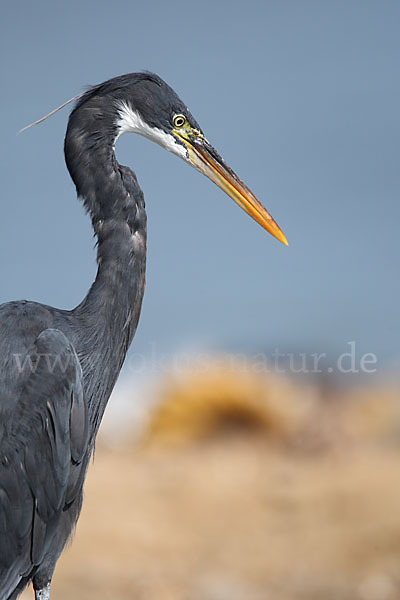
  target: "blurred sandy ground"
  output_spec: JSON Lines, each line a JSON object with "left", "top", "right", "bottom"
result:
{"left": 20, "top": 363, "right": 400, "bottom": 600}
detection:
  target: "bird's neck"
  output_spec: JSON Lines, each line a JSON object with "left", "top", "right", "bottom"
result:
{"left": 64, "top": 104, "right": 147, "bottom": 432}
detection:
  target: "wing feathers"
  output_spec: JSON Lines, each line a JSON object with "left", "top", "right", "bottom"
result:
{"left": 0, "top": 328, "right": 89, "bottom": 597}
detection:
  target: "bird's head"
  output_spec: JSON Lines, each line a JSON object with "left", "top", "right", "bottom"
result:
{"left": 23, "top": 72, "right": 288, "bottom": 245}
{"left": 109, "top": 72, "right": 287, "bottom": 245}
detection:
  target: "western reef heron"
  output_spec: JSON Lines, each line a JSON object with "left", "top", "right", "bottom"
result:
{"left": 0, "top": 72, "right": 287, "bottom": 599}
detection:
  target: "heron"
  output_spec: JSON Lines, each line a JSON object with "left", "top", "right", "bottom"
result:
{"left": 0, "top": 72, "right": 287, "bottom": 599}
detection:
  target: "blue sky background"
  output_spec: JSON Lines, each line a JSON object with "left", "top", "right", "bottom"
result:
{"left": 1, "top": 0, "right": 399, "bottom": 380}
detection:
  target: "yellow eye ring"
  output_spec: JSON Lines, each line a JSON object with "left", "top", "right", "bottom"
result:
{"left": 173, "top": 114, "right": 186, "bottom": 128}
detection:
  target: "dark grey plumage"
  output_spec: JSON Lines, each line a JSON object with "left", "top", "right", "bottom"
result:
{"left": 0, "top": 72, "right": 190, "bottom": 599}
{"left": 0, "top": 69, "right": 287, "bottom": 600}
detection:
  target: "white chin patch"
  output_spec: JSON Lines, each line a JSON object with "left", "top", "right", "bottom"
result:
{"left": 115, "top": 101, "right": 189, "bottom": 162}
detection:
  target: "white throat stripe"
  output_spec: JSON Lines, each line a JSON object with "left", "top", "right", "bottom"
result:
{"left": 115, "top": 101, "right": 188, "bottom": 161}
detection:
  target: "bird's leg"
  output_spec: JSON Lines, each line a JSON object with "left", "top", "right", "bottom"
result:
{"left": 35, "top": 583, "right": 51, "bottom": 600}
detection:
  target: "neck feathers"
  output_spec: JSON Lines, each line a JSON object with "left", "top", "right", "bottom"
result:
{"left": 65, "top": 93, "right": 147, "bottom": 364}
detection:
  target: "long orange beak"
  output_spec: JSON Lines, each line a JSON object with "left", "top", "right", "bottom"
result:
{"left": 176, "top": 133, "right": 288, "bottom": 245}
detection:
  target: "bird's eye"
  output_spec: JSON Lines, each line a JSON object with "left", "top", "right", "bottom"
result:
{"left": 173, "top": 114, "right": 186, "bottom": 128}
